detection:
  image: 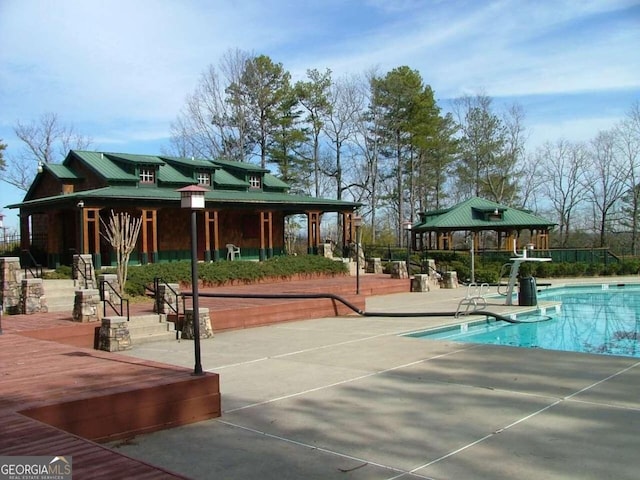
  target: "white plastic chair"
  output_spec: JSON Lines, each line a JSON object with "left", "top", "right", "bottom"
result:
{"left": 226, "top": 244, "right": 241, "bottom": 261}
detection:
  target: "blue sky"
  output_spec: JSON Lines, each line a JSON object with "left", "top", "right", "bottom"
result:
{"left": 1, "top": 0, "right": 639, "bottom": 229}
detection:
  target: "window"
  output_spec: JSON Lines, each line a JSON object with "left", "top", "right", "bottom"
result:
{"left": 249, "top": 175, "right": 261, "bottom": 189}
{"left": 197, "top": 172, "right": 211, "bottom": 186}
{"left": 139, "top": 168, "right": 155, "bottom": 184}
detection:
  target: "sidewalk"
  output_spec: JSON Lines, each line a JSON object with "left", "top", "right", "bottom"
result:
{"left": 111, "top": 278, "right": 640, "bottom": 480}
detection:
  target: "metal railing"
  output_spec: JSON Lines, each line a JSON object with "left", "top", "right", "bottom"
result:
{"left": 21, "top": 249, "right": 43, "bottom": 279}
{"left": 100, "top": 279, "right": 130, "bottom": 320}
{"left": 152, "top": 277, "right": 180, "bottom": 316}
{"left": 74, "top": 255, "right": 91, "bottom": 289}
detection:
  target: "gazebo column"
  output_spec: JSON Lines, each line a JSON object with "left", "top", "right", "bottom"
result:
{"left": 307, "top": 211, "right": 322, "bottom": 255}
{"left": 342, "top": 211, "right": 355, "bottom": 257}
{"left": 259, "top": 210, "right": 274, "bottom": 260}
{"left": 140, "top": 209, "right": 158, "bottom": 264}
{"left": 535, "top": 229, "right": 549, "bottom": 250}
{"left": 204, "top": 210, "right": 219, "bottom": 261}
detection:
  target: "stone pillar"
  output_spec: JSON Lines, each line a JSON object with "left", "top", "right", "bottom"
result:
{"left": 411, "top": 274, "right": 430, "bottom": 292}
{"left": 426, "top": 259, "right": 440, "bottom": 289}
{"left": 390, "top": 261, "right": 409, "bottom": 279}
{"left": 21, "top": 278, "right": 48, "bottom": 314}
{"left": 366, "top": 257, "right": 383, "bottom": 274}
{"left": 99, "top": 316, "right": 132, "bottom": 352}
{"left": 441, "top": 271, "right": 459, "bottom": 289}
{"left": 0, "top": 257, "right": 23, "bottom": 314}
{"left": 72, "top": 288, "right": 102, "bottom": 322}
{"left": 154, "top": 283, "right": 181, "bottom": 315}
{"left": 182, "top": 307, "right": 213, "bottom": 339}
{"left": 73, "top": 254, "right": 96, "bottom": 289}
{"left": 318, "top": 242, "right": 333, "bottom": 258}
{"left": 98, "top": 273, "right": 119, "bottom": 303}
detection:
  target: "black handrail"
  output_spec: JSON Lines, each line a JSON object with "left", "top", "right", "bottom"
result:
{"left": 151, "top": 277, "right": 180, "bottom": 315}
{"left": 21, "top": 249, "right": 43, "bottom": 279}
{"left": 74, "top": 255, "right": 91, "bottom": 289}
{"left": 100, "top": 279, "right": 130, "bottom": 320}
{"left": 179, "top": 290, "right": 537, "bottom": 324}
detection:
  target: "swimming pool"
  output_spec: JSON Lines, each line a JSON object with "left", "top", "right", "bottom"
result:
{"left": 407, "top": 283, "right": 640, "bottom": 358}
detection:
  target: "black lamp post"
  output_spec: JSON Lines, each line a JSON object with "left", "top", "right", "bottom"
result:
{"left": 353, "top": 214, "right": 362, "bottom": 294}
{"left": 403, "top": 220, "right": 412, "bottom": 277}
{"left": 177, "top": 185, "right": 209, "bottom": 376}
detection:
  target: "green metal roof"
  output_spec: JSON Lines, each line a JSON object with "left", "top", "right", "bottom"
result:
{"left": 263, "top": 173, "right": 289, "bottom": 190}
{"left": 69, "top": 151, "right": 138, "bottom": 182}
{"left": 44, "top": 163, "right": 81, "bottom": 180}
{"left": 105, "top": 152, "right": 165, "bottom": 165}
{"left": 8, "top": 185, "right": 358, "bottom": 211}
{"left": 9, "top": 149, "right": 358, "bottom": 212}
{"left": 414, "top": 197, "right": 555, "bottom": 231}
{"left": 213, "top": 169, "right": 249, "bottom": 187}
{"left": 160, "top": 156, "right": 218, "bottom": 170}
{"left": 157, "top": 163, "right": 194, "bottom": 184}
{"left": 211, "top": 157, "right": 268, "bottom": 173}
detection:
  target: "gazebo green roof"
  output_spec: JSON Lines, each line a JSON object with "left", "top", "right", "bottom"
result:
{"left": 413, "top": 197, "right": 555, "bottom": 232}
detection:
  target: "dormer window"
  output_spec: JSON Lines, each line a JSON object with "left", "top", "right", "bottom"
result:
{"left": 139, "top": 167, "right": 155, "bottom": 184}
{"left": 197, "top": 172, "right": 211, "bottom": 186}
{"left": 249, "top": 175, "right": 261, "bottom": 189}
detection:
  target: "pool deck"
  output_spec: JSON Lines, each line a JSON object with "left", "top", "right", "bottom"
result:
{"left": 111, "top": 277, "right": 640, "bottom": 480}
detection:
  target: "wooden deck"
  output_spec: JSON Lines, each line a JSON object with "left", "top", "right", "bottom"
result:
{"left": 0, "top": 274, "right": 408, "bottom": 478}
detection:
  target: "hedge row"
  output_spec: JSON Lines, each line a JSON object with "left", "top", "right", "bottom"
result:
{"left": 428, "top": 258, "right": 640, "bottom": 284}
{"left": 122, "top": 255, "right": 348, "bottom": 296}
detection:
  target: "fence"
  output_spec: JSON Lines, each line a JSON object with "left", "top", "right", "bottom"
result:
{"left": 0, "top": 232, "right": 21, "bottom": 255}
{"left": 362, "top": 244, "right": 622, "bottom": 265}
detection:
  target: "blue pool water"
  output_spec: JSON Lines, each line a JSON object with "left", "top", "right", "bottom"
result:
{"left": 408, "top": 283, "right": 640, "bottom": 358}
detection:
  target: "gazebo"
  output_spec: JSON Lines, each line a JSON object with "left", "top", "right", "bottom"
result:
{"left": 411, "top": 197, "right": 556, "bottom": 253}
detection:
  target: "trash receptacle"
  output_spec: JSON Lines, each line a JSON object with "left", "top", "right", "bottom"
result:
{"left": 518, "top": 276, "right": 537, "bottom": 306}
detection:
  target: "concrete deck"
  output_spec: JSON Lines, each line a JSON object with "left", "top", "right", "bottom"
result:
{"left": 111, "top": 278, "right": 640, "bottom": 480}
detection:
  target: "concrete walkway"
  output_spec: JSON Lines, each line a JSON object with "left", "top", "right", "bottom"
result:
{"left": 112, "top": 279, "right": 640, "bottom": 479}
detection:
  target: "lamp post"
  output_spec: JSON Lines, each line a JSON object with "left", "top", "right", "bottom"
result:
{"left": 353, "top": 214, "right": 362, "bottom": 294}
{"left": 177, "top": 185, "right": 209, "bottom": 376}
{"left": 403, "top": 220, "right": 412, "bottom": 277}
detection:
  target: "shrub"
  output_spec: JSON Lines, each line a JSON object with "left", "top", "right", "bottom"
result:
{"left": 121, "top": 255, "right": 348, "bottom": 297}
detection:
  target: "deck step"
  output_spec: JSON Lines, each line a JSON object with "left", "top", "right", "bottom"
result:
{"left": 43, "top": 279, "right": 78, "bottom": 313}
{"left": 127, "top": 314, "right": 176, "bottom": 344}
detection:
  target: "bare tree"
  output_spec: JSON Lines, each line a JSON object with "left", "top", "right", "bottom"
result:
{"left": 537, "top": 139, "right": 588, "bottom": 247}
{"left": 615, "top": 101, "right": 640, "bottom": 253}
{"left": 584, "top": 130, "right": 629, "bottom": 247}
{"left": 166, "top": 49, "right": 255, "bottom": 161}
{"left": 100, "top": 211, "right": 142, "bottom": 294}
{"left": 5, "top": 113, "right": 92, "bottom": 190}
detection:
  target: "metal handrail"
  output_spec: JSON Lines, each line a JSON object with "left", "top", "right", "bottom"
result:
{"left": 152, "top": 277, "right": 180, "bottom": 316}
{"left": 74, "top": 255, "right": 91, "bottom": 289}
{"left": 100, "top": 279, "right": 130, "bottom": 320}
{"left": 21, "top": 249, "right": 43, "bottom": 279}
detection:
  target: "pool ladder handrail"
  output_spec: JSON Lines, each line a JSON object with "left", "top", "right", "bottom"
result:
{"left": 455, "top": 282, "right": 490, "bottom": 317}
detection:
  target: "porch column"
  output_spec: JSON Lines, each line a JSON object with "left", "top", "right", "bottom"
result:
{"left": 85, "top": 208, "right": 102, "bottom": 268}
{"left": 259, "top": 211, "right": 273, "bottom": 260}
{"left": 140, "top": 209, "right": 158, "bottom": 264}
{"left": 205, "top": 210, "right": 219, "bottom": 261}
{"left": 47, "top": 212, "right": 61, "bottom": 268}
{"left": 306, "top": 211, "right": 322, "bottom": 255}
{"left": 19, "top": 213, "right": 30, "bottom": 251}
